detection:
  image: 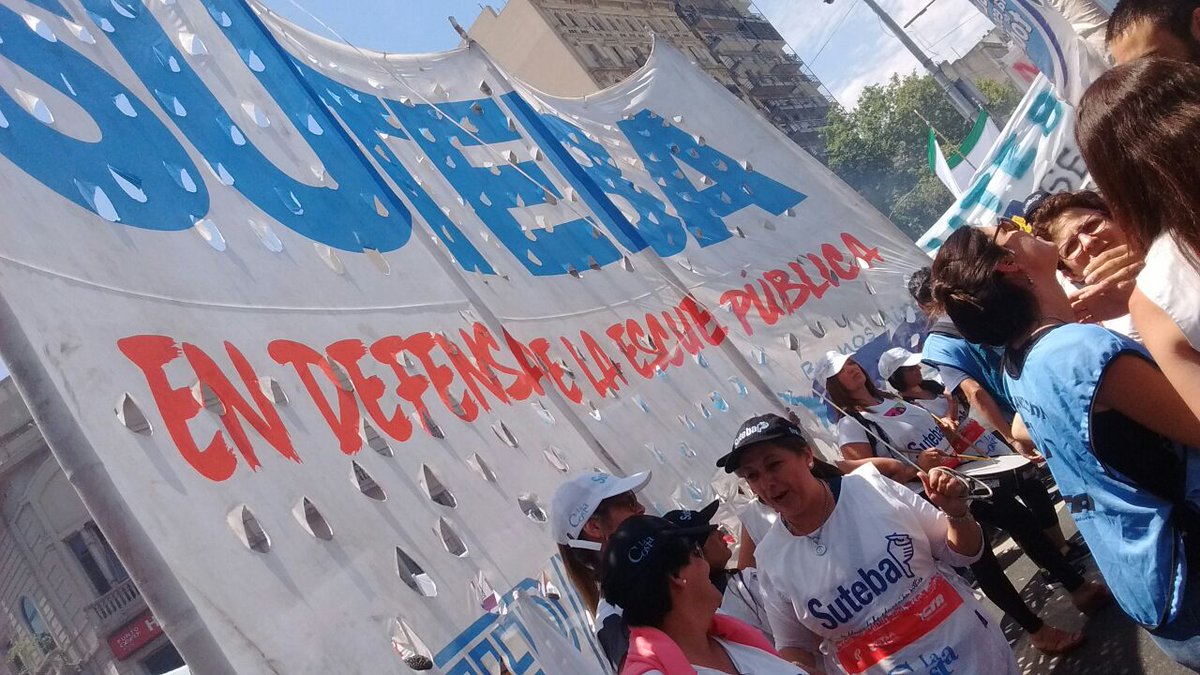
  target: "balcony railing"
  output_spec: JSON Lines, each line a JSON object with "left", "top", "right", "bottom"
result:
{"left": 86, "top": 577, "right": 141, "bottom": 622}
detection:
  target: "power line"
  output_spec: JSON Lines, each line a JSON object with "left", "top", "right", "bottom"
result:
{"left": 809, "top": 0, "right": 860, "bottom": 65}
{"left": 924, "top": 14, "right": 988, "bottom": 51}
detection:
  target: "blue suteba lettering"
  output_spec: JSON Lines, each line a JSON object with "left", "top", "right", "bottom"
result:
{"left": 0, "top": 3, "right": 207, "bottom": 230}
{"left": 807, "top": 537, "right": 916, "bottom": 630}
{"left": 389, "top": 97, "right": 622, "bottom": 276}
{"left": 287, "top": 60, "right": 494, "bottom": 273}
{"left": 907, "top": 424, "right": 946, "bottom": 452}
{"left": 619, "top": 109, "right": 806, "bottom": 248}
{"left": 533, "top": 111, "right": 687, "bottom": 256}
{"left": 76, "top": 0, "right": 412, "bottom": 251}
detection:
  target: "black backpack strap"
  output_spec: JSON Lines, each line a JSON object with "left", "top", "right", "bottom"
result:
{"left": 847, "top": 410, "right": 894, "bottom": 459}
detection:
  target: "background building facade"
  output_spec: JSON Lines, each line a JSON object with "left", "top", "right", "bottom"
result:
{"left": 469, "top": 0, "right": 835, "bottom": 159}
{"left": 0, "top": 379, "right": 183, "bottom": 675}
{"left": 939, "top": 28, "right": 1034, "bottom": 98}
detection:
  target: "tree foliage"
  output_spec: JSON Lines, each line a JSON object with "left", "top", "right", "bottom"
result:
{"left": 821, "top": 71, "right": 1022, "bottom": 241}
{"left": 976, "top": 78, "right": 1023, "bottom": 124}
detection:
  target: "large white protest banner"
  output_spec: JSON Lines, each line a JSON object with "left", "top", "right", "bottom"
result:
{"left": 0, "top": 0, "right": 930, "bottom": 671}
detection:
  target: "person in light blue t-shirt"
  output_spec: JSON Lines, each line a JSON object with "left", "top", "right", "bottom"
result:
{"left": 932, "top": 221, "right": 1200, "bottom": 671}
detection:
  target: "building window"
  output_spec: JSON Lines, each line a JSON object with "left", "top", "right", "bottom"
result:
{"left": 65, "top": 521, "right": 129, "bottom": 597}
{"left": 19, "top": 597, "right": 56, "bottom": 654}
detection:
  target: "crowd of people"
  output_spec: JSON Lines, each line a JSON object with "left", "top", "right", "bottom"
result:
{"left": 540, "top": 0, "right": 1200, "bottom": 671}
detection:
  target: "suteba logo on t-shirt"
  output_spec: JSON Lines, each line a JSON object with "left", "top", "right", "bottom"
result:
{"left": 807, "top": 533, "right": 918, "bottom": 630}
{"left": 906, "top": 426, "right": 946, "bottom": 453}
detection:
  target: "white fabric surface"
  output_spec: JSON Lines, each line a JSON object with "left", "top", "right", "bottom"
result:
{"left": 718, "top": 568, "right": 773, "bottom": 644}
{"left": 835, "top": 400, "right": 952, "bottom": 455}
{"left": 1139, "top": 235, "right": 1200, "bottom": 351}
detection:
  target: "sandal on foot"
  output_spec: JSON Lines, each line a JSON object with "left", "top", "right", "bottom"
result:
{"left": 1030, "top": 625, "right": 1085, "bottom": 655}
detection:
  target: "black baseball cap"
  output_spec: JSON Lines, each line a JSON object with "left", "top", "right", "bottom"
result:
{"left": 663, "top": 499, "right": 719, "bottom": 544}
{"left": 1023, "top": 190, "right": 1052, "bottom": 221}
{"left": 716, "top": 413, "right": 808, "bottom": 473}
{"left": 601, "top": 515, "right": 716, "bottom": 609}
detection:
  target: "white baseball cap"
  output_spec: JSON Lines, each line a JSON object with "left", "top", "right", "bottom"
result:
{"left": 812, "top": 350, "right": 852, "bottom": 385}
{"left": 549, "top": 470, "right": 652, "bottom": 551}
{"left": 877, "top": 348, "right": 924, "bottom": 382}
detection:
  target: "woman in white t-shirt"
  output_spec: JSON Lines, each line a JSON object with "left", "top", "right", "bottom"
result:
{"left": 1077, "top": 58, "right": 1200, "bottom": 428}
{"left": 818, "top": 350, "right": 950, "bottom": 485}
{"left": 879, "top": 347, "right": 958, "bottom": 424}
{"left": 716, "top": 413, "right": 1016, "bottom": 674}
{"left": 878, "top": 347, "right": 1011, "bottom": 458}
{"left": 601, "top": 515, "right": 806, "bottom": 674}
{"left": 818, "top": 350, "right": 1107, "bottom": 654}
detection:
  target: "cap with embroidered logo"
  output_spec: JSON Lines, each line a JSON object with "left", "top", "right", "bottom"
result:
{"left": 663, "top": 499, "right": 720, "bottom": 544}
{"left": 1023, "top": 190, "right": 1052, "bottom": 221}
{"left": 549, "top": 471, "right": 651, "bottom": 551}
{"left": 716, "top": 414, "right": 808, "bottom": 473}
{"left": 600, "top": 515, "right": 715, "bottom": 610}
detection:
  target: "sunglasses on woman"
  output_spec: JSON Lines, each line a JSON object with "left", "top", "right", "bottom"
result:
{"left": 992, "top": 216, "right": 1032, "bottom": 243}
{"left": 598, "top": 491, "right": 639, "bottom": 512}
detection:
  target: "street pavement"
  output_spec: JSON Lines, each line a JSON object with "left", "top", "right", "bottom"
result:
{"left": 974, "top": 478, "right": 1190, "bottom": 674}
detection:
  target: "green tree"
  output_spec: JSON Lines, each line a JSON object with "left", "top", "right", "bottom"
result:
{"left": 822, "top": 71, "right": 974, "bottom": 241}
{"left": 976, "top": 78, "right": 1024, "bottom": 124}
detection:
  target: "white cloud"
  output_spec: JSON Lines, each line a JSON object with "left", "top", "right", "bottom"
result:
{"left": 755, "top": 0, "right": 995, "bottom": 106}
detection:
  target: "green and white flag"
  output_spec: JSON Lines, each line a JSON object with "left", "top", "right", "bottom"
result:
{"left": 927, "top": 110, "right": 1000, "bottom": 197}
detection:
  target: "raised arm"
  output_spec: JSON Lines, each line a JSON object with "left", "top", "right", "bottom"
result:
{"left": 957, "top": 378, "right": 1011, "bottom": 434}
{"left": 943, "top": 392, "right": 959, "bottom": 430}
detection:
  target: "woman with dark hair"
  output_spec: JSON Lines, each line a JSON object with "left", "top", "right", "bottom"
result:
{"left": 818, "top": 350, "right": 1104, "bottom": 653}
{"left": 664, "top": 502, "right": 773, "bottom": 643}
{"left": 879, "top": 347, "right": 959, "bottom": 427}
{"left": 1077, "top": 57, "right": 1200, "bottom": 429}
{"left": 549, "top": 471, "right": 651, "bottom": 670}
{"left": 931, "top": 220, "right": 1200, "bottom": 668}
{"left": 880, "top": 347, "right": 1015, "bottom": 458}
{"left": 818, "top": 351, "right": 942, "bottom": 485}
{"left": 600, "top": 515, "right": 802, "bottom": 674}
{"left": 716, "top": 413, "right": 1017, "bottom": 673}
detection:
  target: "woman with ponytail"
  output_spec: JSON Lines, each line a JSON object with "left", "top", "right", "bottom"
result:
{"left": 932, "top": 220, "right": 1200, "bottom": 669}
{"left": 549, "top": 471, "right": 651, "bottom": 670}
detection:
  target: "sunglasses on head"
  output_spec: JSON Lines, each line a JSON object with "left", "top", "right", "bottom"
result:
{"left": 992, "top": 216, "right": 1032, "bottom": 242}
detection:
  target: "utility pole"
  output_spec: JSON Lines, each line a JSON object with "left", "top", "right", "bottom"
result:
{"left": 845, "top": 0, "right": 978, "bottom": 121}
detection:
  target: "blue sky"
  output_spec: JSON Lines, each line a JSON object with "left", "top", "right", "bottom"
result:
{"left": 260, "top": 0, "right": 995, "bottom": 106}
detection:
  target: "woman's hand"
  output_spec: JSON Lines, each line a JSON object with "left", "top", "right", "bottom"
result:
{"left": 923, "top": 468, "right": 982, "bottom": 557}
{"left": 920, "top": 468, "right": 969, "bottom": 516}
{"left": 1069, "top": 244, "right": 1143, "bottom": 323}
{"left": 916, "top": 448, "right": 946, "bottom": 472}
